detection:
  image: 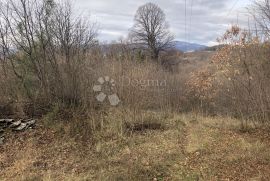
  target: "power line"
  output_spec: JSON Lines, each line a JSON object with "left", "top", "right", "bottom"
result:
{"left": 188, "top": 0, "right": 194, "bottom": 44}
{"left": 227, "top": 0, "right": 241, "bottom": 17}
{"left": 248, "top": 29, "right": 270, "bottom": 32}
{"left": 184, "top": 0, "right": 187, "bottom": 51}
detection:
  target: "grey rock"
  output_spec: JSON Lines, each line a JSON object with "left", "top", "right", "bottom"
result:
{"left": 14, "top": 123, "right": 27, "bottom": 131}
{"left": 0, "top": 118, "right": 37, "bottom": 144}
{"left": 5, "top": 119, "right": 14, "bottom": 123}
{"left": 26, "top": 120, "right": 36, "bottom": 127}
{"left": 21, "top": 119, "right": 32, "bottom": 123}
{"left": 10, "top": 120, "right": 22, "bottom": 128}
{"left": 0, "top": 119, "right": 14, "bottom": 123}
{"left": 0, "top": 119, "right": 14, "bottom": 129}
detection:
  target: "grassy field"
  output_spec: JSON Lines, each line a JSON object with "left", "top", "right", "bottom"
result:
{"left": 1, "top": 111, "right": 270, "bottom": 181}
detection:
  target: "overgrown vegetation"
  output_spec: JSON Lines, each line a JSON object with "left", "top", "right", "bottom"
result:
{"left": 1, "top": 0, "right": 270, "bottom": 180}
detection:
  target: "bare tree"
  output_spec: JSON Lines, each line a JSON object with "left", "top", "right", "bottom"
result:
{"left": 251, "top": 0, "right": 270, "bottom": 37}
{"left": 130, "top": 3, "right": 174, "bottom": 60}
{"left": 0, "top": 0, "right": 98, "bottom": 104}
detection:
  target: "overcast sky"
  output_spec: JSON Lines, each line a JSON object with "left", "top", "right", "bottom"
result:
{"left": 74, "top": 0, "right": 253, "bottom": 46}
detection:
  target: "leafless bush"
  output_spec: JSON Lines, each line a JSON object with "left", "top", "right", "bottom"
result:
{"left": 0, "top": 0, "right": 97, "bottom": 115}
{"left": 250, "top": 0, "right": 270, "bottom": 37}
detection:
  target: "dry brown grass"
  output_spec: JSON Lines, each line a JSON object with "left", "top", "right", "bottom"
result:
{"left": 0, "top": 110, "right": 187, "bottom": 180}
{"left": 183, "top": 115, "right": 270, "bottom": 180}
{"left": 1, "top": 112, "right": 270, "bottom": 181}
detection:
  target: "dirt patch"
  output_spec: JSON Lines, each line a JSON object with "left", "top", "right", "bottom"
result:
{"left": 125, "top": 122, "right": 165, "bottom": 132}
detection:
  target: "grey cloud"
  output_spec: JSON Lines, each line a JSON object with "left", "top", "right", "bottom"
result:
{"left": 74, "top": 0, "right": 252, "bottom": 46}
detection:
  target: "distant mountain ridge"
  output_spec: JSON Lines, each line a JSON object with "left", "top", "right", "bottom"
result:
{"left": 172, "top": 41, "right": 208, "bottom": 52}
{"left": 99, "top": 41, "right": 209, "bottom": 53}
